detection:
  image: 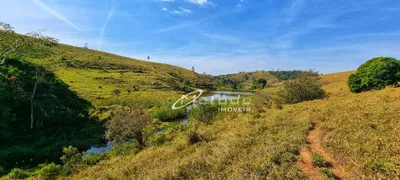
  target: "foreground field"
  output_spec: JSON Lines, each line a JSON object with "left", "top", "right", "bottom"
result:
{"left": 70, "top": 71, "right": 400, "bottom": 179}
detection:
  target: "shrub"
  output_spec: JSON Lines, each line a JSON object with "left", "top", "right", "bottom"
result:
{"left": 7, "top": 168, "right": 29, "bottom": 179}
{"left": 149, "top": 133, "right": 167, "bottom": 146}
{"left": 152, "top": 108, "right": 187, "bottom": 122}
{"left": 253, "top": 90, "right": 271, "bottom": 113}
{"left": 189, "top": 103, "right": 220, "bottom": 124}
{"left": 38, "top": 163, "right": 62, "bottom": 180}
{"left": 106, "top": 106, "right": 152, "bottom": 147}
{"left": 60, "top": 146, "right": 81, "bottom": 165}
{"left": 250, "top": 78, "right": 267, "bottom": 89}
{"left": 186, "top": 118, "right": 203, "bottom": 145}
{"left": 348, "top": 57, "right": 400, "bottom": 93}
{"left": 278, "top": 72, "right": 325, "bottom": 104}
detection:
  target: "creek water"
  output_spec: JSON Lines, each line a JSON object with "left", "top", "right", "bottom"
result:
{"left": 87, "top": 91, "right": 254, "bottom": 155}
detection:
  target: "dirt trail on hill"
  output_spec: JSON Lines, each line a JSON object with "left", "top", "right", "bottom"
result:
{"left": 298, "top": 124, "right": 347, "bottom": 179}
{"left": 297, "top": 147, "right": 325, "bottom": 180}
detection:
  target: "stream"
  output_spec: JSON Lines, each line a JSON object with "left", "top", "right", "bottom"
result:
{"left": 87, "top": 91, "right": 254, "bottom": 155}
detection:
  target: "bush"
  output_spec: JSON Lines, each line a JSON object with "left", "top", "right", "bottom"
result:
{"left": 278, "top": 72, "right": 325, "bottom": 104}
{"left": 38, "top": 163, "right": 61, "bottom": 180}
{"left": 186, "top": 118, "right": 203, "bottom": 145}
{"left": 250, "top": 78, "right": 267, "bottom": 89}
{"left": 348, "top": 57, "right": 400, "bottom": 93}
{"left": 152, "top": 108, "right": 187, "bottom": 122}
{"left": 106, "top": 106, "right": 152, "bottom": 147}
{"left": 7, "top": 168, "right": 29, "bottom": 179}
{"left": 189, "top": 103, "right": 220, "bottom": 124}
{"left": 253, "top": 90, "right": 271, "bottom": 113}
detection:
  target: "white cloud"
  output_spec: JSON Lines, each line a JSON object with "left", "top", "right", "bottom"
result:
{"left": 162, "top": 8, "right": 168, "bottom": 11}
{"left": 179, "top": 7, "right": 193, "bottom": 14}
{"left": 171, "top": 7, "right": 193, "bottom": 15}
{"left": 185, "top": 0, "right": 214, "bottom": 6}
{"left": 30, "top": 0, "right": 82, "bottom": 31}
{"left": 156, "top": 0, "right": 174, "bottom": 2}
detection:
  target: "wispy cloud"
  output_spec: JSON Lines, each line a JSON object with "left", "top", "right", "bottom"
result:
{"left": 156, "top": 0, "right": 174, "bottom": 2}
{"left": 101, "top": 1, "right": 117, "bottom": 36}
{"left": 31, "top": 0, "right": 83, "bottom": 31}
{"left": 98, "top": 0, "right": 117, "bottom": 49}
{"left": 171, "top": 7, "right": 193, "bottom": 15}
{"left": 185, "top": 0, "right": 214, "bottom": 6}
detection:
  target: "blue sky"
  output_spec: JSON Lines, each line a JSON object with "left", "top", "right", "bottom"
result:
{"left": 1, "top": 0, "right": 400, "bottom": 74}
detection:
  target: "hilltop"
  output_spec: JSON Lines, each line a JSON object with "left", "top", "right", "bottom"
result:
{"left": 0, "top": 30, "right": 212, "bottom": 108}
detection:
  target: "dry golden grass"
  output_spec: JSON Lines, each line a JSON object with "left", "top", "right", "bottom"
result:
{"left": 69, "top": 71, "right": 400, "bottom": 179}
{"left": 70, "top": 110, "right": 312, "bottom": 179}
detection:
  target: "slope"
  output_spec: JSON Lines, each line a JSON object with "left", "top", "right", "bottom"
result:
{"left": 71, "top": 71, "right": 400, "bottom": 179}
{"left": 1, "top": 30, "right": 212, "bottom": 110}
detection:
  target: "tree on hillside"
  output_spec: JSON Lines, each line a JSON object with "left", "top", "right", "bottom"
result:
{"left": 278, "top": 72, "right": 325, "bottom": 104}
{"left": 106, "top": 106, "right": 152, "bottom": 147}
{"left": 348, "top": 57, "right": 400, "bottom": 93}
{"left": 0, "top": 59, "right": 103, "bottom": 170}
{"left": 0, "top": 32, "right": 24, "bottom": 65}
{"left": 0, "top": 28, "right": 58, "bottom": 67}
{"left": 1, "top": 28, "right": 59, "bottom": 129}
{"left": 25, "top": 30, "right": 59, "bottom": 129}
{"left": 0, "top": 22, "right": 15, "bottom": 33}
{"left": 251, "top": 78, "right": 267, "bottom": 89}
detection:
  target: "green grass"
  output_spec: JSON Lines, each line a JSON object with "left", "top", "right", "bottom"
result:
{"left": 2, "top": 30, "right": 400, "bottom": 179}
{"left": 0, "top": 30, "right": 212, "bottom": 115}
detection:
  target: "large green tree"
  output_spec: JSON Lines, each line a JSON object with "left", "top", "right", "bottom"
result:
{"left": 348, "top": 57, "right": 400, "bottom": 93}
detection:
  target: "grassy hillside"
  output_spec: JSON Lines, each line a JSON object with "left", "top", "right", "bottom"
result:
{"left": 0, "top": 30, "right": 212, "bottom": 175}
{"left": 1, "top": 30, "right": 211, "bottom": 110}
{"left": 2, "top": 30, "right": 399, "bottom": 179}
{"left": 69, "top": 71, "right": 399, "bottom": 179}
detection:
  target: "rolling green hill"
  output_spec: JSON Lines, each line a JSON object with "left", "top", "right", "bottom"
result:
{"left": 1, "top": 30, "right": 212, "bottom": 109}
{"left": 2, "top": 30, "right": 399, "bottom": 179}
{"left": 0, "top": 30, "right": 213, "bottom": 175}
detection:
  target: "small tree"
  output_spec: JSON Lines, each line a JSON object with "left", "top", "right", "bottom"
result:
{"left": 348, "top": 57, "right": 400, "bottom": 93}
{"left": 251, "top": 78, "right": 267, "bottom": 89}
{"left": 278, "top": 72, "right": 325, "bottom": 104}
{"left": 0, "top": 22, "right": 15, "bottom": 33}
{"left": 38, "top": 163, "right": 61, "bottom": 180}
{"left": 106, "top": 107, "right": 152, "bottom": 147}
{"left": 253, "top": 90, "right": 271, "bottom": 113}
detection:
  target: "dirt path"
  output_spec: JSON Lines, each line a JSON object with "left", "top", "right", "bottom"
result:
{"left": 297, "top": 123, "right": 347, "bottom": 179}
{"left": 296, "top": 147, "right": 325, "bottom": 180}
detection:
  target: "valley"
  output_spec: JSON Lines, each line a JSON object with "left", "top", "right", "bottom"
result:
{"left": 1, "top": 30, "right": 399, "bottom": 179}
